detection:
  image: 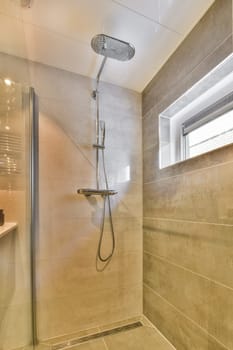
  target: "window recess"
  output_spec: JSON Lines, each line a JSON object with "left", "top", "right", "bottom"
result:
{"left": 159, "top": 53, "right": 233, "bottom": 169}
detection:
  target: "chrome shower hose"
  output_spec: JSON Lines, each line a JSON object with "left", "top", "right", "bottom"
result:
{"left": 97, "top": 148, "right": 115, "bottom": 263}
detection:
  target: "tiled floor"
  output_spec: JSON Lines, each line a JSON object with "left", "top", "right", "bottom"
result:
{"left": 40, "top": 317, "right": 175, "bottom": 350}
{"left": 69, "top": 326, "right": 174, "bottom": 350}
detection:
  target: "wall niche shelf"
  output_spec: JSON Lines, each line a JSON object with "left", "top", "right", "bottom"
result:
{"left": 0, "top": 223, "right": 18, "bottom": 239}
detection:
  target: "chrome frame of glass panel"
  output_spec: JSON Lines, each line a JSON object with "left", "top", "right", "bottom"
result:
{"left": 29, "top": 87, "right": 38, "bottom": 346}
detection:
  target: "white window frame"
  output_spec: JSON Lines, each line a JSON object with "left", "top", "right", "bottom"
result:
{"left": 182, "top": 91, "right": 233, "bottom": 160}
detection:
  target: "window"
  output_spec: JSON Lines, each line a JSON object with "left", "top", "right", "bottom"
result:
{"left": 183, "top": 92, "right": 233, "bottom": 159}
{"left": 159, "top": 53, "right": 233, "bottom": 169}
{"left": 184, "top": 109, "right": 233, "bottom": 159}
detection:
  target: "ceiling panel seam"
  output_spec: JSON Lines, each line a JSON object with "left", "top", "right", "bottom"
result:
{"left": 111, "top": 0, "right": 183, "bottom": 35}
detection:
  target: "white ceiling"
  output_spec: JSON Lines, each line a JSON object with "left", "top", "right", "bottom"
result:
{"left": 0, "top": 0, "right": 214, "bottom": 92}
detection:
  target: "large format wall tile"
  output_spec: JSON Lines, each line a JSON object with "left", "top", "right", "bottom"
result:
{"left": 37, "top": 253, "right": 142, "bottom": 300}
{"left": 143, "top": 285, "right": 227, "bottom": 350}
{"left": 142, "top": 0, "right": 232, "bottom": 115}
{"left": 142, "top": 105, "right": 159, "bottom": 152}
{"left": 0, "top": 303, "right": 32, "bottom": 350}
{"left": 0, "top": 51, "right": 142, "bottom": 340}
{"left": 151, "top": 33, "right": 233, "bottom": 122}
{"left": 144, "top": 253, "right": 233, "bottom": 349}
{"left": 143, "top": 142, "right": 233, "bottom": 183}
{"left": 143, "top": 218, "right": 233, "bottom": 290}
{"left": 142, "top": 1, "right": 233, "bottom": 349}
{"left": 34, "top": 58, "right": 142, "bottom": 339}
{"left": 37, "top": 284, "right": 142, "bottom": 340}
{"left": 144, "top": 161, "right": 233, "bottom": 224}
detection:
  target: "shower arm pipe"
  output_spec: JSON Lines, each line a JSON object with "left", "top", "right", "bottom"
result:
{"left": 94, "top": 56, "right": 107, "bottom": 144}
{"left": 96, "top": 56, "right": 107, "bottom": 92}
{"left": 94, "top": 56, "right": 107, "bottom": 190}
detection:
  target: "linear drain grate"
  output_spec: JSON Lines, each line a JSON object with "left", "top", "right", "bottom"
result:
{"left": 52, "top": 321, "right": 143, "bottom": 350}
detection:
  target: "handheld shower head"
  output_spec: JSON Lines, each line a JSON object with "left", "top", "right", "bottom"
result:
{"left": 91, "top": 34, "right": 135, "bottom": 61}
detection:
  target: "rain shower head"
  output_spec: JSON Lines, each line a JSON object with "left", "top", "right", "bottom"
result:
{"left": 91, "top": 34, "right": 135, "bottom": 61}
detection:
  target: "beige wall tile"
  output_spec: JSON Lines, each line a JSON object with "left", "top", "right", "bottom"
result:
{"left": 153, "top": 34, "right": 233, "bottom": 120}
{"left": 143, "top": 143, "right": 233, "bottom": 183}
{"left": 142, "top": 1, "right": 233, "bottom": 349}
{"left": 100, "top": 82, "right": 141, "bottom": 119}
{"left": 143, "top": 285, "right": 227, "bottom": 350}
{"left": 144, "top": 161, "right": 233, "bottom": 224}
{"left": 142, "top": 106, "right": 159, "bottom": 152}
{"left": 35, "top": 57, "right": 142, "bottom": 339}
{"left": 0, "top": 303, "right": 32, "bottom": 350}
{"left": 38, "top": 216, "right": 142, "bottom": 260}
{"left": 144, "top": 218, "right": 233, "bottom": 289}
{"left": 143, "top": 145, "right": 158, "bottom": 184}
{"left": 142, "top": 0, "right": 233, "bottom": 115}
{"left": 144, "top": 253, "right": 233, "bottom": 349}
{"left": 37, "top": 252, "right": 142, "bottom": 301}
{"left": 37, "top": 284, "right": 142, "bottom": 340}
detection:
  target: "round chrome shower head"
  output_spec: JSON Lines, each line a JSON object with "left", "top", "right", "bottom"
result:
{"left": 91, "top": 34, "right": 135, "bottom": 61}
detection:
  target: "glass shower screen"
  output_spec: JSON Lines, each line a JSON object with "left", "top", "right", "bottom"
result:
{"left": 0, "top": 78, "right": 36, "bottom": 350}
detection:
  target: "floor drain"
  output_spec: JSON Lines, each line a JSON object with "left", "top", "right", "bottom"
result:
{"left": 52, "top": 321, "right": 143, "bottom": 350}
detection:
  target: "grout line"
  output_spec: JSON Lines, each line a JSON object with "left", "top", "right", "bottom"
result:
{"left": 144, "top": 250, "right": 233, "bottom": 293}
{"left": 142, "top": 33, "right": 232, "bottom": 115}
{"left": 143, "top": 157, "right": 233, "bottom": 185}
{"left": 39, "top": 104, "right": 96, "bottom": 171}
{"left": 143, "top": 142, "right": 158, "bottom": 152}
{"left": 143, "top": 216, "right": 233, "bottom": 227}
{"left": 142, "top": 107, "right": 158, "bottom": 120}
{"left": 140, "top": 315, "right": 154, "bottom": 328}
{"left": 142, "top": 315, "right": 176, "bottom": 350}
{"left": 102, "top": 337, "right": 109, "bottom": 350}
{"left": 177, "top": 32, "right": 233, "bottom": 95}
{"left": 143, "top": 33, "right": 233, "bottom": 111}
{"left": 144, "top": 283, "right": 230, "bottom": 350}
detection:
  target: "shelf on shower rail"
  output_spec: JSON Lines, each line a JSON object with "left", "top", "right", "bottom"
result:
{"left": 0, "top": 222, "right": 18, "bottom": 239}
{"left": 77, "top": 188, "right": 117, "bottom": 196}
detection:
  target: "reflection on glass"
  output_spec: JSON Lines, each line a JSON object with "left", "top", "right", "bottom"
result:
{"left": 4, "top": 78, "right": 12, "bottom": 87}
{"left": 117, "top": 165, "right": 131, "bottom": 183}
{"left": 0, "top": 79, "right": 23, "bottom": 176}
{"left": 0, "top": 78, "right": 33, "bottom": 350}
